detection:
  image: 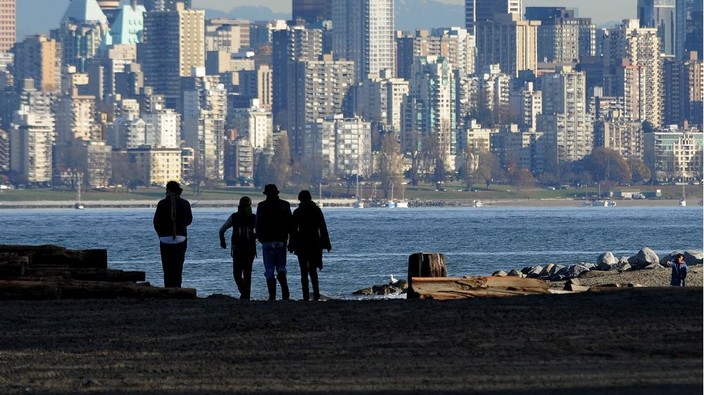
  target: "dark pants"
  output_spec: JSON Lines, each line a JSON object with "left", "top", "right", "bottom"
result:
{"left": 160, "top": 240, "right": 187, "bottom": 288}
{"left": 297, "top": 250, "right": 322, "bottom": 301}
{"left": 232, "top": 248, "right": 255, "bottom": 299}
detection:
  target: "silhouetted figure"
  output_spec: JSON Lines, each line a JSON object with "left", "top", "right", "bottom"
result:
{"left": 669, "top": 253, "right": 688, "bottom": 286}
{"left": 153, "top": 181, "right": 193, "bottom": 288}
{"left": 255, "top": 184, "right": 293, "bottom": 300}
{"left": 290, "top": 190, "right": 331, "bottom": 301}
{"left": 219, "top": 196, "right": 257, "bottom": 300}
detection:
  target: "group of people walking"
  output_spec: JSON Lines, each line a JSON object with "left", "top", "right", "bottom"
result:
{"left": 153, "top": 182, "right": 331, "bottom": 301}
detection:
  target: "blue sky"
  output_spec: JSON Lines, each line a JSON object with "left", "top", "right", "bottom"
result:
{"left": 17, "top": 0, "right": 636, "bottom": 42}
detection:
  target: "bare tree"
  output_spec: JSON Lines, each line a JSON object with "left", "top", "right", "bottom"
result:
{"left": 377, "top": 133, "right": 404, "bottom": 199}
{"left": 270, "top": 136, "right": 291, "bottom": 189}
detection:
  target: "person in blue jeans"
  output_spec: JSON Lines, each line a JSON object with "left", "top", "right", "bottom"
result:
{"left": 669, "top": 253, "right": 688, "bottom": 286}
{"left": 255, "top": 184, "right": 293, "bottom": 300}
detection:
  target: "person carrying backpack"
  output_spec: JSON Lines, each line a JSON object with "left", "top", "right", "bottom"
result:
{"left": 219, "top": 196, "right": 257, "bottom": 300}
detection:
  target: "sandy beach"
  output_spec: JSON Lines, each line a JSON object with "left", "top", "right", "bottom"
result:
{"left": 0, "top": 272, "right": 701, "bottom": 394}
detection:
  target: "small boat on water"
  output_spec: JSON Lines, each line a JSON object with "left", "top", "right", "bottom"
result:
{"left": 679, "top": 185, "right": 687, "bottom": 207}
{"left": 583, "top": 200, "right": 616, "bottom": 207}
{"left": 395, "top": 200, "right": 409, "bottom": 208}
{"left": 353, "top": 199, "right": 365, "bottom": 208}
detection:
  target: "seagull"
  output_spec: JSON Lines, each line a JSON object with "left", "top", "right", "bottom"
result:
{"left": 389, "top": 274, "right": 398, "bottom": 285}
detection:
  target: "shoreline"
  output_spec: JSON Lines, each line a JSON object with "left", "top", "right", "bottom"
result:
{"left": 0, "top": 198, "right": 694, "bottom": 209}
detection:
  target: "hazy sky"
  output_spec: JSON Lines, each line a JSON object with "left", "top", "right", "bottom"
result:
{"left": 18, "top": 0, "right": 637, "bottom": 41}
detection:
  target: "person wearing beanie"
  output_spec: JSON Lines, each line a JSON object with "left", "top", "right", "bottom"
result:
{"left": 219, "top": 196, "right": 257, "bottom": 300}
{"left": 289, "top": 190, "right": 331, "bottom": 301}
{"left": 153, "top": 181, "right": 193, "bottom": 288}
{"left": 255, "top": 184, "right": 293, "bottom": 300}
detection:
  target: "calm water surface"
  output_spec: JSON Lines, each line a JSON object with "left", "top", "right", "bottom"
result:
{"left": 1, "top": 206, "right": 701, "bottom": 300}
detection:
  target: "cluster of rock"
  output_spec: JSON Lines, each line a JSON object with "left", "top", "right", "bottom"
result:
{"left": 491, "top": 247, "right": 703, "bottom": 282}
{"left": 353, "top": 277, "right": 408, "bottom": 296}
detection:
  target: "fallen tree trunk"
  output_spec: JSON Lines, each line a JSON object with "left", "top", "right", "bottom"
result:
{"left": 0, "top": 245, "right": 107, "bottom": 269}
{"left": 0, "top": 279, "right": 196, "bottom": 300}
{"left": 409, "top": 276, "right": 550, "bottom": 300}
{"left": 24, "top": 268, "right": 146, "bottom": 282}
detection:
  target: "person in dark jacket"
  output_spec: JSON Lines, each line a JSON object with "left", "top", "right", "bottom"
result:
{"left": 255, "top": 184, "right": 293, "bottom": 300}
{"left": 219, "top": 196, "right": 257, "bottom": 300}
{"left": 290, "top": 190, "right": 331, "bottom": 301}
{"left": 153, "top": 181, "right": 193, "bottom": 288}
{"left": 669, "top": 253, "right": 688, "bottom": 286}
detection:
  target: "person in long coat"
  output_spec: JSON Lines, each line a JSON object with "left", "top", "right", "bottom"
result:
{"left": 219, "top": 196, "right": 257, "bottom": 299}
{"left": 289, "top": 190, "right": 331, "bottom": 301}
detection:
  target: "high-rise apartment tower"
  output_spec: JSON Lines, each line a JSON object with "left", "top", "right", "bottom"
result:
{"left": 0, "top": 0, "right": 15, "bottom": 52}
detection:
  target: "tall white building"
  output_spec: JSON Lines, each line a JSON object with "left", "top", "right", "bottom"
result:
{"left": 402, "top": 56, "right": 457, "bottom": 171}
{"left": 181, "top": 71, "right": 227, "bottom": 180}
{"left": 332, "top": 0, "right": 395, "bottom": 81}
{"left": 537, "top": 66, "right": 593, "bottom": 165}
{"left": 9, "top": 89, "right": 55, "bottom": 185}
{"left": 55, "top": 92, "right": 100, "bottom": 143}
{"left": 288, "top": 55, "right": 355, "bottom": 159}
{"left": 305, "top": 116, "right": 372, "bottom": 179}
{"left": 510, "top": 81, "right": 542, "bottom": 132}
{"left": 644, "top": 128, "right": 703, "bottom": 181}
{"left": 355, "top": 73, "right": 409, "bottom": 137}
{"left": 144, "top": 108, "right": 181, "bottom": 148}
{"left": 603, "top": 19, "right": 663, "bottom": 126}
{"left": 229, "top": 102, "right": 273, "bottom": 150}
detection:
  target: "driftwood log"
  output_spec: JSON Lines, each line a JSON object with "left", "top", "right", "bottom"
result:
{"left": 0, "top": 244, "right": 107, "bottom": 269}
{"left": 0, "top": 245, "right": 196, "bottom": 300}
{"left": 409, "top": 276, "right": 551, "bottom": 300}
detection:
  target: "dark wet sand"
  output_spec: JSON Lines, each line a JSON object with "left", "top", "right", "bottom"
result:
{"left": 0, "top": 286, "right": 701, "bottom": 394}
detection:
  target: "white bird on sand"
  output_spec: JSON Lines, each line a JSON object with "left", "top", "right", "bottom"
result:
{"left": 389, "top": 274, "right": 398, "bottom": 285}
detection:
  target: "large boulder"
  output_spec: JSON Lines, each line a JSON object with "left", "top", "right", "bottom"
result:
{"left": 597, "top": 252, "right": 618, "bottom": 268}
{"left": 616, "top": 261, "right": 632, "bottom": 272}
{"left": 660, "top": 250, "right": 703, "bottom": 266}
{"left": 629, "top": 247, "right": 660, "bottom": 269}
{"left": 527, "top": 265, "right": 543, "bottom": 278}
{"left": 684, "top": 250, "right": 703, "bottom": 265}
{"left": 567, "top": 264, "right": 590, "bottom": 278}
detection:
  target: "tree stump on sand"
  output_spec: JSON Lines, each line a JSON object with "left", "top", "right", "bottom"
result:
{"left": 407, "top": 253, "right": 447, "bottom": 299}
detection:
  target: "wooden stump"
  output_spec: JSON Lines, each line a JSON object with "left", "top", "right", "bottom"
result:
{"left": 407, "top": 253, "right": 447, "bottom": 299}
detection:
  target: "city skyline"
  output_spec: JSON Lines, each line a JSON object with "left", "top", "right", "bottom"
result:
{"left": 2, "top": 0, "right": 701, "bottom": 190}
{"left": 17, "top": 0, "right": 637, "bottom": 41}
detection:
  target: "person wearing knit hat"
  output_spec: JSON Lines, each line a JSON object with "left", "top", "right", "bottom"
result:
{"left": 219, "top": 196, "right": 257, "bottom": 300}
{"left": 255, "top": 184, "right": 293, "bottom": 300}
{"left": 153, "top": 181, "right": 192, "bottom": 288}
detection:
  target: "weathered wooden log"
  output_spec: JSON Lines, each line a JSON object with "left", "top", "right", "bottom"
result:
{"left": 409, "top": 276, "right": 550, "bottom": 300}
{"left": 0, "top": 264, "right": 27, "bottom": 277}
{"left": 407, "top": 253, "right": 448, "bottom": 299}
{"left": 0, "top": 256, "right": 29, "bottom": 277}
{"left": 0, "top": 279, "right": 196, "bottom": 300}
{"left": 0, "top": 245, "right": 108, "bottom": 269}
{"left": 23, "top": 268, "right": 146, "bottom": 282}
{"left": 0, "top": 280, "right": 62, "bottom": 300}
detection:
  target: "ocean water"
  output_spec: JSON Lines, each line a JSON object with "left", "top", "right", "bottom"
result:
{"left": 1, "top": 206, "right": 701, "bottom": 300}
